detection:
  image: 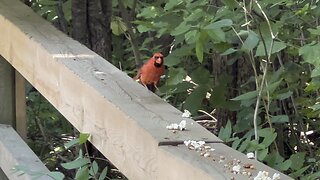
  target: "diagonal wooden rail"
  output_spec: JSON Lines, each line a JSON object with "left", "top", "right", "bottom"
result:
{"left": 0, "top": 124, "right": 51, "bottom": 180}
{"left": 0, "top": 0, "right": 292, "bottom": 179}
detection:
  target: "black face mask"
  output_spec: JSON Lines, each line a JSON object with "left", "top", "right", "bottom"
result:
{"left": 153, "top": 56, "right": 164, "bottom": 67}
{"left": 154, "top": 60, "right": 163, "bottom": 67}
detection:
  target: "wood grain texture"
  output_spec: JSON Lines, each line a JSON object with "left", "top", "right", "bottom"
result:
{"left": 0, "top": 0, "right": 292, "bottom": 179}
{"left": 15, "top": 71, "right": 27, "bottom": 141}
{"left": 0, "top": 56, "right": 15, "bottom": 127}
{"left": 0, "top": 124, "right": 50, "bottom": 180}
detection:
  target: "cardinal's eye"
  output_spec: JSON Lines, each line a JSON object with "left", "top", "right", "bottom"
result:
{"left": 154, "top": 56, "right": 164, "bottom": 60}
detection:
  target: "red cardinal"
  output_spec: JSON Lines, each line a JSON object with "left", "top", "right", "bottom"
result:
{"left": 134, "top": 52, "right": 165, "bottom": 92}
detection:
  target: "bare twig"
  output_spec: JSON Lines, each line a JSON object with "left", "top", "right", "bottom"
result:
{"left": 197, "top": 109, "right": 218, "bottom": 122}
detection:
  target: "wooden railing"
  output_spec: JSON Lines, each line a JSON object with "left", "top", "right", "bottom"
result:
{"left": 0, "top": 0, "right": 292, "bottom": 179}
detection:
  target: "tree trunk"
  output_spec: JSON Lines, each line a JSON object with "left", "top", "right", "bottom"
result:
{"left": 72, "top": 0, "right": 112, "bottom": 61}
{"left": 71, "top": 0, "right": 89, "bottom": 46}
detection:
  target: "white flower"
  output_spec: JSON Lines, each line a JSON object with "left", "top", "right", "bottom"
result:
{"left": 247, "top": 152, "right": 255, "bottom": 159}
{"left": 182, "top": 109, "right": 191, "bottom": 118}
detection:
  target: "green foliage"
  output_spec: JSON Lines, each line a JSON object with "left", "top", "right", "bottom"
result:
{"left": 26, "top": 87, "right": 125, "bottom": 179}
{"left": 13, "top": 165, "right": 65, "bottom": 180}
{"left": 119, "top": 0, "right": 320, "bottom": 178}
{"left": 27, "top": 0, "right": 320, "bottom": 179}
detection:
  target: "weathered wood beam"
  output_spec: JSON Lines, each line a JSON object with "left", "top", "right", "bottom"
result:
{"left": 15, "top": 71, "right": 27, "bottom": 141}
{"left": 0, "top": 124, "right": 50, "bottom": 180}
{"left": 0, "top": 56, "right": 15, "bottom": 127}
{"left": 0, "top": 0, "right": 292, "bottom": 179}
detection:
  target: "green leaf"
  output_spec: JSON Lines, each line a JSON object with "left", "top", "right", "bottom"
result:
{"left": 184, "top": 85, "right": 209, "bottom": 114}
{"left": 99, "top": 167, "right": 108, "bottom": 180}
{"left": 221, "top": 48, "right": 237, "bottom": 55}
{"left": 264, "top": 79, "right": 282, "bottom": 94}
{"left": 167, "top": 67, "right": 186, "bottom": 85}
{"left": 218, "top": 120, "right": 232, "bottom": 141}
{"left": 290, "top": 166, "right": 310, "bottom": 179}
{"left": 305, "top": 170, "right": 320, "bottom": 180}
{"left": 257, "top": 148, "right": 268, "bottom": 161}
{"left": 137, "top": 25, "right": 151, "bottom": 33}
{"left": 185, "top": 0, "right": 207, "bottom": 10}
{"left": 79, "top": 133, "right": 90, "bottom": 145}
{"left": 206, "top": 29, "right": 226, "bottom": 42}
{"left": 38, "top": 0, "right": 57, "bottom": 5}
{"left": 242, "top": 30, "right": 259, "bottom": 51}
{"left": 170, "top": 45, "right": 194, "bottom": 57}
{"left": 231, "top": 91, "right": 258, "bottom": 101}
{"left": 47, "top": 172, "right": 65, "bottom": 180}
{"left": 271, "top": 115, "right": 289, "bottom": 123}
{"left": 89, "top": 161, "right": 99, "bottom": 176}
{"left": 196, "top": 39, "right": 204, "bottom": 63}
{"left": 255, "top": 41, "right": 287, "bottom": 56}
{"left": 75, "top": 166, "right": 89, "bottom": 180}
{"left": 190, "top": 67, "right": 211, "bottom": 85}
{"left": 299, "top": 43, "right": 320, "bottom": 65}
{"left": 47, "top": 10, "right": 57, "bottom": 21}
{"left": 171, "top": 22, "right": 191, "bottom": 36}
{"left": 184, "top": 9, "right": 203, "bottom": 22}
{"left": 237, "top": 139, "right": 250, "bottom": 152}
{"left": 164, "top": 0, "right": 183, "bottom": 11}
{"left": 64, "top": 138, "right": 80, "bottom": 149}
{"left": 275, "top": 159, "right": 292, "bottom": 171}
{"left": 61, "top": 158, "right": 90, "bottom": 170}
{"left": 261, "top": 132, "right": 277, "bottom": 147}
{"left": 258, "top": 128, "right": 275, "bottom": 137}
{"left": 309, "top": 103, "right": 320, "bottom": 111}
{"left": 204, "top": 19, "right": 233, "bottom": 29}
{"left": 164, "top": 56, "right": 181, "bottom": 67}
{"left": 289, "top": 152, "right": 306, "bottom": 171}
{"left": 308, "top": 27, "right": 320, "bottom": 35}
{"left": 62, "top": 0, "right": 72, "bottom": 22}
{"left": 221, "top": 0, "right": 238, "bottom": 9}
{"left": 137, "top": 6, "right": 159, "bottom": 18}
{"left": 311, "top": 67, "right": 320, "bottom": 77}
{"left": 264, "top": 152, "right": 284, "bottom": 167}
{"left": 185, "top": 30, "right": 199, "bottom": 44}
{"left": 274, "top": 91, "right": 292, "bottom": 100}
{"left": 231, "top": 138, "right": 241, "bottom": 149}
{"left": 111, "top": 17, "right": 127, "bottom": 36}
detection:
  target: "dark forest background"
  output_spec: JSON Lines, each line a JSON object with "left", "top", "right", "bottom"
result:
{"left": 22, "top": 0, "right": 320, "bottom": 179}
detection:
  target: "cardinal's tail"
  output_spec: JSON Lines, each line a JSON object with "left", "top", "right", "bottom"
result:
{"left": 146, "top": 84, "right": 156, "bottom": 92}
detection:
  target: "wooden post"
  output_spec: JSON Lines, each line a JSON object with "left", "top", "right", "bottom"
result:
{"left": 0, "top": 55, "right": 14, "bottom": 180}
{"left": 0, "top": 56, "right": 27, "bottom": 140}
{"left": 0, "top": 168, "right": 8, "bottom": 180}
{"left": 0, "top": 55, "right": 15, "bottom": 128}
{"left": 15, "top": 71, "right": 27, "bottom": 141}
